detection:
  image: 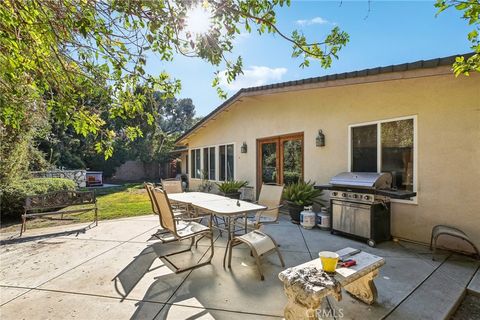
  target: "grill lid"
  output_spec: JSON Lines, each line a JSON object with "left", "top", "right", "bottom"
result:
{"left": 329, "top": 172, "right": 392, "bottom": 189}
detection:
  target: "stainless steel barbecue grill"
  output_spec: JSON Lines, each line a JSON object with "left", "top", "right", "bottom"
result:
{"left": 329, "top": 172, "right": 392, "bottom": 190}
{"left": 327, "top": 172, "right": 394, "bottom": 247}
{"left": 315, "top": 172, "right": 416, "bottom": 246}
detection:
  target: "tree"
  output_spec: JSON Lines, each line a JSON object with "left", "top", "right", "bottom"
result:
{"left": 122, "top": 93, "right": 200, "bottom": 163}
{"left": 0, "top": 0, "right": 349, "bottom": 159}
{"left": 33, "top": 90, "right": 200, "bottom": 176}
{"left": 0, "top": 101, "right": 52, "bottom": 185}
{"left": 435, "top": 0, "right": 480, "bottom": 75}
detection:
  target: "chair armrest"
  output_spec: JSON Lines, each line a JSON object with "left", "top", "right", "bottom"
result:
{"left": 263, "top": 204, "right": 283, "bottom": 211}
{"left": 181, "top": 215, "right": 211, "bottom": 222}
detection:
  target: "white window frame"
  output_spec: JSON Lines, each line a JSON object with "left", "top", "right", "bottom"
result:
{"left": 218, "top": 143, "right": 236, "bottom": 182}
{"left": 190, "top": 148, "right": 201, "bottom": 179}
{"left": 189, "top": 143, "right": 236, "bottom": 181}
{"left": 202, "top": 146, "right": 217, "bottom": 181}
{"left": 348, "top": 115, "right": 418, "bottom": 204}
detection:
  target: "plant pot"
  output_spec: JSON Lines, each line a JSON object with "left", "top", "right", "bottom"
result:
{"left": 286, "top": 201, "right": 304, "bottom": 224}
{"left": 222, "top": 191, "right": 241, "bottom": 199}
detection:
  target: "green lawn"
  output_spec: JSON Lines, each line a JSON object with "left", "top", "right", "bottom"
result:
{"left": 0, "top": 183, "right": 153, "bottom": 233}
{"left": 78, "top": 183, "right": 152, "bottom": 221}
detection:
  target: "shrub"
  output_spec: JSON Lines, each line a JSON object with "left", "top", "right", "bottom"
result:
{"left": 283, "top": 171, "right": 301, "bottom": 185}
{"left": 1, "top": 178, "right": 76, "bottom": 217}
{"left": 282, "top": 180, "right": 323, "bottom": 207}
{"left": 216, "top": 180, "right": 248, "bottom": 194}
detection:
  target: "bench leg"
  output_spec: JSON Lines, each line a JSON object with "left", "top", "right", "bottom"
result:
{"left": 94, "top": 207, "right": 98, "bottom": 226}
{"left": 283, "top": 285, "right": 327, "bottom": 320}
{"left": 344, "top": 269, "right": 379, "bottom": 305}
{"left": 20, "top": 214, "right": 27, "bottom": 236}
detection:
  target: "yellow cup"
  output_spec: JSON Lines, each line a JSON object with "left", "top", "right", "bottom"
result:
{"left": 319, "top": 251, "right": 339, "bottom": 273}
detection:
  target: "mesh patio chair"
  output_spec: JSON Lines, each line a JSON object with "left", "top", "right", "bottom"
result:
{"left": 227, "top": 230, "right": 284, "bottom": 281}
{"left": 161, "top": 179, "right": 183, "bottom": 194}
{"left": 236, "top": 184, "right": 284, "bottom": 231}
{"left": 144, "top": 182, "right": 186, "bottom": 238}
{"left": 150, "top": 188, "right": 214, "bottom": 273}
{"left": 430, "top": 225, "right": 480, "bottom": 260}
{"left": 144, "top": 183, "right": 187, "bottom": 220}
{"left": 161, "top": 179, "right": 190, "bottom": 213}
{"left": 144, "top": 182, "right": 157, "bottom": 214}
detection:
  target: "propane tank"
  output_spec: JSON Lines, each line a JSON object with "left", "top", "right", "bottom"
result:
{"left": 317, "top": 207, "right": 330, "bottom": 230}
{"left": 300, "top": 206, "right": 316, "bottom": 229}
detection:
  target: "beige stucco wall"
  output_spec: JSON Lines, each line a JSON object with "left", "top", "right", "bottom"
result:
{"left": 179, "top": 152, "right": 188, "bottom": 175}
{"left": 182, "top": 68, "right": 480, "bottom": 247}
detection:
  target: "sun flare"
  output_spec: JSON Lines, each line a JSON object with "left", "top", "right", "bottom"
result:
{"left": 184, "top": 4, "right": 213, "bottom": 36}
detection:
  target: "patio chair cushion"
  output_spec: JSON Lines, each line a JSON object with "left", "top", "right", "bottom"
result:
{"left": 236, "top": 230, "right": 277, "bottom": 256}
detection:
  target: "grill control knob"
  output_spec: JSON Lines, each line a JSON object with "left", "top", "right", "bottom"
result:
{"left": 353, "top": 194, "right": 358, "bottom": 199}
{"left": 332, "top": 192, "right": 337, "bottom": 197}
{"left": 342, "top": 193, "right": 347, "bottom": 197}
{"left": 364, "top": 195, "right": 371, "bottom": 201}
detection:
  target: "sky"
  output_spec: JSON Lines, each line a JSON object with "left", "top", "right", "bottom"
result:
{"left": 145, "top": 1, "right": 473, "bottom": 117}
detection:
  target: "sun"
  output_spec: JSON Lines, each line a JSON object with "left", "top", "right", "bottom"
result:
{"left": 184, "top": 4, "right": 213, "bottom": 36}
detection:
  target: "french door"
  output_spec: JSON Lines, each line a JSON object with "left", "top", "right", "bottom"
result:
{"left": 257, "top": 132, "right": 304, "bottom": 188}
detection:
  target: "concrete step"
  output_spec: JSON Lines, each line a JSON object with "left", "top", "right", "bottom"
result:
{"left": 467, "top": 267, "right": 480, "bottom": 296}
{"left": 385, "top": 254, "right": 480, "bottom": 320}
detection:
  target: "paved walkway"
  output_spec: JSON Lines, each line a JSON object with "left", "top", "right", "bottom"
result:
{"left": 0, "top": 215, "right": 478, "bottom": 319}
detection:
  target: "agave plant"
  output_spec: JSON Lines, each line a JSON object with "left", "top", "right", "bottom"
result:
{"left": 282, "top": 180, "right": 323, "bottom": 206}
{"left": 216, "top": 180, "right": 248, "bottom": 194}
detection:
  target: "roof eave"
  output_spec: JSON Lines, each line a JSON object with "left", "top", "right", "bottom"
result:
{"left": 175, "top": 52, "right": 473, "bottom": 146}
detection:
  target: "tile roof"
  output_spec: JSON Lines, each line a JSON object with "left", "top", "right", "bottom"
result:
{"left": 176, "top": 52, "right": 473, "bottom": 144}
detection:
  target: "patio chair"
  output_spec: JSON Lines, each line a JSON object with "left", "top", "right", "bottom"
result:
{"left": 430, "top": 225, "right": 480, "bottom": 260}
{"left": 236, "top": 184, "right": 284, "bottom": 231}
{"left": 150, "top": 188, "right": 214, "bottom": 273}
{"left": 161, "top": 179, "right": 183, "bottom": 194}
{"left": 227, "top": 230, "right": 285, "bottom": 281}
{"left": 144, "top": 182, "right": 157, "bottom": 214}
{"left": 144, "top": 183, "right": 183, "bottom": 238}
{"left": 144, "top": 183, "right": 187, "bottom": 219}
{"left": 161, "top": 179, "right": 190, "bottom": 213}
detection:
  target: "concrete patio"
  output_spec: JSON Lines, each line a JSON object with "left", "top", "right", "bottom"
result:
{"left": 1, "top": 214, "right": 479, "bottom": 320}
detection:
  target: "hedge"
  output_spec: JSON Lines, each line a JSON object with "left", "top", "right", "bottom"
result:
{"left": 0, "top": 178, "right": 76, "bottom": 217}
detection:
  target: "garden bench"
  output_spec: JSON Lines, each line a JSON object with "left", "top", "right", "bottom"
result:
{"left": 21, "top": 190, "right": 98, "bottom": 236}
{"left": 278, "top": 247, "right": 385, "bottom": 320}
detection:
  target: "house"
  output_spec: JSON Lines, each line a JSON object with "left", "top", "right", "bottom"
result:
{"left": 175, "top": 54, "right": 480, "bottom": 247}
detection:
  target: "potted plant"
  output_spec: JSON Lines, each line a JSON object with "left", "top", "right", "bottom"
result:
{"left": 216, "top": 180, "right": 248, "bottom": 199}
{"left": 198, "top": 170, "right": 214, "bottom": 193}
{"left": 282, "top": 180, "right": 323, "bottom": 224}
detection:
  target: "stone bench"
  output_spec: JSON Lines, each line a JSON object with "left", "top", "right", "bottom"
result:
{"left": 21, "top": 190, "right": 98, "bottom": 235}
{"left": 278, "top": 247, "right": 385, "bottom": 320}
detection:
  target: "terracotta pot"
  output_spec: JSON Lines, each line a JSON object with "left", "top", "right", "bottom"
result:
{"left": 286, "top": 201, "right": 304, "bottom": 224}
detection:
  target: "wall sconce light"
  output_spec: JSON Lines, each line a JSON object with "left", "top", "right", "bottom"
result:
{"left": 241, "top": 142, "right": 248, "bottom": 153}
{"left": 316, "top": 130, "right": 325, "bottom": 147}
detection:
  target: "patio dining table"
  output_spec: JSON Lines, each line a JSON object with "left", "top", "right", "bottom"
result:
{"left": 167, "top": 191, "right": 228, "bottom": 203}
{"left": 167, "top": 192, "right": 267, "bottom": 267}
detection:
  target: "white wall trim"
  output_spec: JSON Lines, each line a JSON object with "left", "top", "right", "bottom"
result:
{"left": 188, "top": 142, "right": 236, "bottom": 182}
{"left": 348, "top": 114, "right": 418, "bottom": 204}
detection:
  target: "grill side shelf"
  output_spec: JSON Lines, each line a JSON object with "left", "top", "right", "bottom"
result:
{"left": 375, "top": 189, "right": 417, "bottom": 199}
{"left": 314, "top": 184, "right": 332, "bottom": 190}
